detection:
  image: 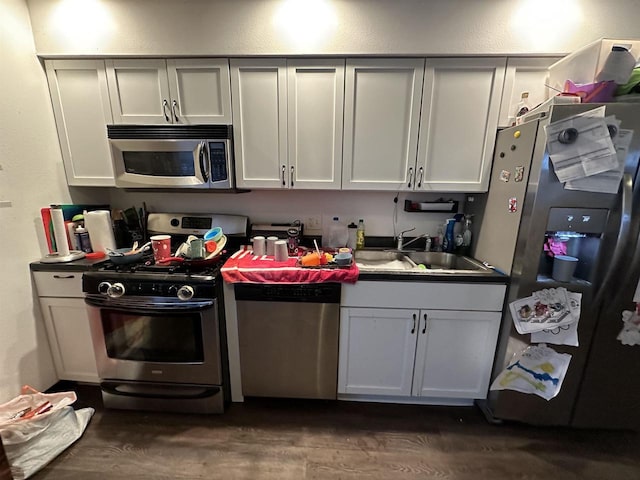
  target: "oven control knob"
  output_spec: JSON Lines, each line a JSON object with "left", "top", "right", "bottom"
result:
{"left": 108, "top": 282, "right": 125, "bottom": 298}
{"left": 98, "top": 282, "right": 112, "bottom": 295}
{"left": 177, "top": 285, "right": 194, "bottom": 301}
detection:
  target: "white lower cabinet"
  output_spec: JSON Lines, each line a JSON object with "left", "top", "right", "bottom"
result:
{"left": 339, "top": 281, "right": 505, "bottom": 403}
{"left": 33, "top": 271, "right": 99, "bottom": 383}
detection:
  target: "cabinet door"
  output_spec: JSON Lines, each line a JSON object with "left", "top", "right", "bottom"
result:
{"left": 39, "top": 297, "right": 99, "bottom": 383}
{"left": 287, "top": 59, "right": 344, "bottom": 189}
{"left": 231, "top": 59, "right": 287, "bottom": 188}
{"left": 498, "top": 57, "right": 562, "bottom": 127}
{"left": 45, "top": 60, "right": 115, "bottom": 186}
{"left": 417, "top": 58, "right": 505, "bottom": 192}
{"left": 412, "top": 310, "right": 501, "bottom": 399}
{"left": 167, "top": 58, "right": 232, "bottom": 125}
{"left": 342, "top": 59, "right": 424, "bottom": 191}
{"left": 106, "top": 59, "right": 171, "bottom": 124}
{"left": 338, "top": 307, "right": 418, "bottom": 396}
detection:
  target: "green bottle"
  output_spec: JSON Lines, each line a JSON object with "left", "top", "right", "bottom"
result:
{"left": 356, "top": 219, "right": 365, "bottom": 249}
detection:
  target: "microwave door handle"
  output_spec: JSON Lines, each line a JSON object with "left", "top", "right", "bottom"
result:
{"left": 198, "top": 142, "right": 209, "bottom": 183}
{"left": 593, "top": 173, "right": 632, "bottom": 307}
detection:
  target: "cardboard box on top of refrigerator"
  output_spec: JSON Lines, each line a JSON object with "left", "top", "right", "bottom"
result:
{"left": 548, "top": 38, "right": 640, "bottom": 92}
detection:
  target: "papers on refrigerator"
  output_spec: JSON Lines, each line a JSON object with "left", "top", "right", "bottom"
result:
{"left": 490, "top": 344, "right": 572, "bottom": 401}
{"left": 531, "top": 292, "right": 582, "bottom": 347}
{"left": 545, "top": 106, "right": 618, "bottom": 183}
{"left": 564, "top": 128, "right": 634, "bottom": 193}
{"left": 510, "top": 287, "right": 577, "bottom": 334}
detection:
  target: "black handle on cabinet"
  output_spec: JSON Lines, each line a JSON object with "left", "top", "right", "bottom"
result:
{"left": 407, "top": 167, "right": 414, "bottom": 188}
{"left": 422, "top": 313, "right": 427, "bottom": 334}
{"left": 411, "top": 313, "right": 416, "bottom": 334}
{"left": 53, "top": 274, "right": 75, "bottom": 279}
{"left": 162, "top": 99, "right": 170, "bottom": 123}
{"left": 417, "top": 167, "right": 424, "bottom": 188}
{"left": 282, "top": 165, "right": 286, "bottom": 186}
{"left": 290, "top": 165, "right": 295, "bottom": 187}
{"left": 172, "top": 99, "right": 179, "bottom": 122}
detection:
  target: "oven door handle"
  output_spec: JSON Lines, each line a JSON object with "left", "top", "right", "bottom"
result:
{"left": 101, "top": 381, "right": 221, "bottom": 400}
{"left": 84, "top": 295, "right": 215, "bottom": 312}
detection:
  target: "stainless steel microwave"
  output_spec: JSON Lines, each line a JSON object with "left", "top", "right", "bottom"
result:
{"left": 108, "top": 125, "right": 234, "bottom": 189}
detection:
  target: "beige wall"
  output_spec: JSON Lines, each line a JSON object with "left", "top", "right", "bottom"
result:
{"left": 27, "top": 0, "right": 640, "bottom": 57}
{"left": 0, "top": 0, "right": 65, "bottom": 401}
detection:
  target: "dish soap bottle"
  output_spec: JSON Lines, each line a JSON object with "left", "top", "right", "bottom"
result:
{"left": 356, "top": 219, "right": 366, "bottom": 250}
{"left": 443, "top": 218, "right": 456, "bottom": 253}
{"left": 347, "top": 222, "right": 358, "bottom": 250}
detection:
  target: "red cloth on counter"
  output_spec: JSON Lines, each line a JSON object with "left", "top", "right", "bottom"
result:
{"left": 221, "top": 249, "right": 359, "bottom": 284}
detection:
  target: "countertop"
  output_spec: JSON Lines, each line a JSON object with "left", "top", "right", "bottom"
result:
{"left": 30, "top": 257, "right": 109, "bottom": 272}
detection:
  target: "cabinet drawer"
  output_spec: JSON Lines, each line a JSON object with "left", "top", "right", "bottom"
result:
{"left": 33, "top": 271, "right": 84, "bottom": 298}
{"left": 342, "top": 281, "right": 506, "bottom": 311}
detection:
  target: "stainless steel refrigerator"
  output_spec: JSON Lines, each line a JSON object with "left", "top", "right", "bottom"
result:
{"left": 472, "top": 103, "right": 640, "bottom": 429}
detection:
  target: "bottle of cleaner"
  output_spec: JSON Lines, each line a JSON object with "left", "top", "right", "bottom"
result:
{"left": 356, "top": 219, "right": 366, "bottom": 250}
{"left": 75, "top": 225, "right": 92, "bottom": 253}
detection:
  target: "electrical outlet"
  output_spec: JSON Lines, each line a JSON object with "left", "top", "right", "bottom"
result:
{"left": 305, "top": 215, "right": 322, "bottom": 231}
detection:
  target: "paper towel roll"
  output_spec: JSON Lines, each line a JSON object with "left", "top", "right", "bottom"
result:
{"left": 84, "top": 210, "right": 116, "bottom": 253}
{"left": 51, "top": 205, "right": 70, "bottom": 256}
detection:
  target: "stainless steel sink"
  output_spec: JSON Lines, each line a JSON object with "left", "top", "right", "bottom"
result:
{"left": 354, "top": 249, "right": 492, "bottom": 274}
{"left": 404, "top": 252, "right": 491, "bottom": 272}
{"left": 354, "top": 250, "right": 417, "bottom": 271}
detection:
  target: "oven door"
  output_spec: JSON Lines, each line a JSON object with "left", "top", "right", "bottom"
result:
{"left": 111, "top": 139, "right": 210, "bottom": 188}
{"left": 85, "top": 295, "right": 221, "bottom": 386}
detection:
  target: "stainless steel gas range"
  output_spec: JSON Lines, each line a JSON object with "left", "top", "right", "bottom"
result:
{"left": 83, "top": 213, "right": 248, "bottom": 414}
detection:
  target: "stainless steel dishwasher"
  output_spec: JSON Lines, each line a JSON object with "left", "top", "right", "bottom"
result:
{"left": 234, "top": 283, "right": 341, "bottom": 399}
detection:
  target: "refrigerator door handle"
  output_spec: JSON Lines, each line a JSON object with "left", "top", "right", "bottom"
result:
{"left": 593, "top": 173, "right": 633, "bottom": 307}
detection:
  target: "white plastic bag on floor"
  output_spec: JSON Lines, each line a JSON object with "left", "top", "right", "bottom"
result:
{"left": 0, "top": 386, "right": 94, "bottom": 479}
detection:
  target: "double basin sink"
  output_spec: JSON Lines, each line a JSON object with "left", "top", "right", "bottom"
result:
{"left": 354, "top": 249, "right": 493, "bottom": 275}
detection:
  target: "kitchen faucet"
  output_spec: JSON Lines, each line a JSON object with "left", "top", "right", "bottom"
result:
{"left": 396, "top": 227, "right": 429, "bottom": 251}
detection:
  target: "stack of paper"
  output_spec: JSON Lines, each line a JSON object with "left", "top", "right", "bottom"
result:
{"left": 545, "top": 106, "right": 634, "bottom": 193}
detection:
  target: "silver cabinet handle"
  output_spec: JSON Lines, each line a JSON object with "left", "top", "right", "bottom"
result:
{"left": 417, "top": 167, "right": 424, "bottom": 189}
{"left": 53, "top": 274, "right": 75, "bottom": 279}
{"left": 407, "top": 167, "right": 414, "bottom": 188}
{"left": 411, "top": 313, "right": 417, "bottom": 334}
{"left": 290, "top": 165, "right": 295, "bottom": 188}
{"left": 422, "top": 313, "right": 427, "bottom": 334}
{"left": 172, "top": 99, "right": 179, "bottom": 123}
{"left": 162, "top": 99, "right": 170, "bottom": 123}
{"left": 281, "top": 165, "right": 286, "bottom": 186}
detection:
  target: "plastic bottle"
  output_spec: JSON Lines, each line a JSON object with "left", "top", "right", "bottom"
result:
{"left": 515, "top": 91, "right": 530, "bottom": 118}
{"left": 356, "top": 219, "right": 366, "bottom": 250}
{"left": 327, "top": 217, "right": 348, "bottom": 249}
{"left": 443, "top": 218, "right": 456, "bottom": 253}
{"left": 347, "top": 222, "right": 358, "bottom": 250}
{"left": 462, "top": 215, "right": 473, "bottom": 250}
{"left": 434, "top": 226, "right": 444, "bottom": 252}
{"left": 75, "top": 225, "right": 92, "bottom": 253}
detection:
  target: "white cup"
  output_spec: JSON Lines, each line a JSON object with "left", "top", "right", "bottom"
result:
{"left": 252, "top": 236, "right": 265, "bottom": 256}
{"left": 266, "top": 236, "right": 278, "bottom": 256}
{"left": 274, "top": 240, "right": 289, "bottom": 262}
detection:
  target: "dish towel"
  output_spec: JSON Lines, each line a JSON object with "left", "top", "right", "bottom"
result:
{"left": 221, "top": 249, "right": 359, "bottom": 284}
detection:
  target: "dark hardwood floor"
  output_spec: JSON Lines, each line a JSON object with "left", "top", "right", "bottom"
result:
{"left": 25, "top": 384, "right": 640, "bottom": 479}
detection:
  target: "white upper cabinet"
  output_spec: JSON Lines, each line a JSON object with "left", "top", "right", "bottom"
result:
{"left": 287, "top": 60, "right": 344, "bottom": 189}
{"left": 342, "top": 58, "right": 425, "bottom": 191}
{"left": 417, "top": 58, "right": 506, "bottom": 192}
{"left": 498, "top": 57, "right": 562, "bottom": 127}
{"left": 106, "top": 58, "right": 231, "bottom": 124}
{"left": 45, "top": 59, "right": 115, "bottom": 186}
{"left": 231, "top": 59, "right": 287, "bottom": 188}
{"left": 231, "top": 58, "right": 344, "bottom": 189}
